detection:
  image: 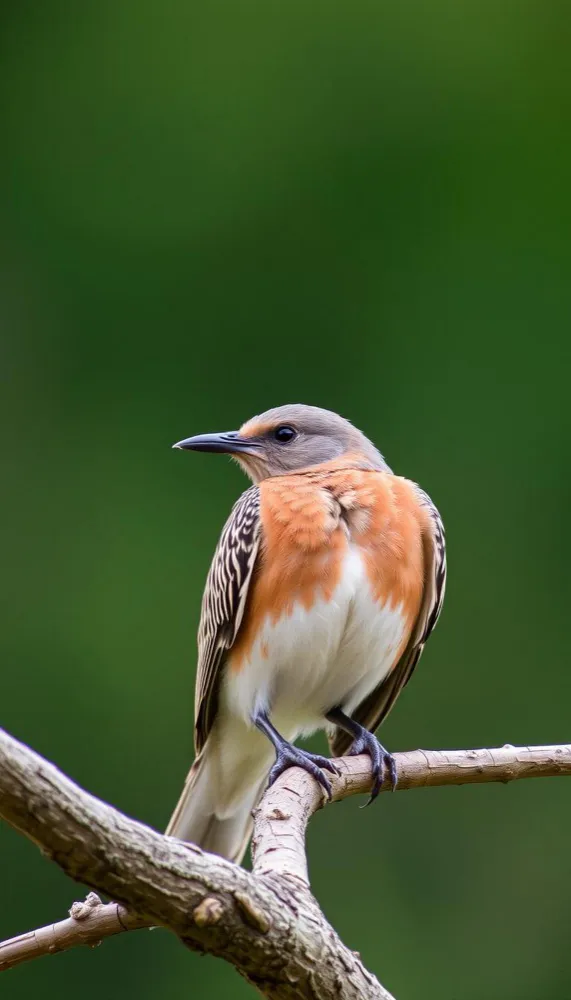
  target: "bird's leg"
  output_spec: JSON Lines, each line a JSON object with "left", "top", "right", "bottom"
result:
{"left": 326, "top": 707, "right": 398, "bottom": 805}
{"left": 253, "top": 712, "right": 340, "bottom": 800}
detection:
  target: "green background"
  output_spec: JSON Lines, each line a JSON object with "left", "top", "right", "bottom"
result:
{"left": 2, "top": 2, "right": 570, "bottom": 997}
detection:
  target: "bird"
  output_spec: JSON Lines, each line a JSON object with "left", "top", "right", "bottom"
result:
{"left": 166, "top": 404, "right": 446, "bottom": 864}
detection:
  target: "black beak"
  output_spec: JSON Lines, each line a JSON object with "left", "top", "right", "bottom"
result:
{"left": 172, "top": 430, "right": 261, "bottom": 455}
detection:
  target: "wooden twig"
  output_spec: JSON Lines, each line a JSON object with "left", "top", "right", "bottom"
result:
{"left": 0, "top": 894, "right": 147, "bottom": 971}
{"left": 251, "top": 743, "right": 571, "bottom": 884}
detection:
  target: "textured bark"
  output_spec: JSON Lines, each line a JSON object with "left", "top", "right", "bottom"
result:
{"left": 252, "top": 743, "right": 571, "bottom": 882}
{"left": 0, "top": 895, "right": 146, "bottom": 971}
{"left": 1, "top": 726, "right": 569, "bottom": 996}
{"left": 0, "top": 728, "right": 393, "bottom": 998}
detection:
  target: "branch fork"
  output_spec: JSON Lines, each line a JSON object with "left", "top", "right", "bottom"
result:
{"left": 0, "top": 727, "right": 569, "bottom": 999}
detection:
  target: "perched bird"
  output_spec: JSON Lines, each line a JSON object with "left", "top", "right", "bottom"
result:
{"left": 166, "top": 404, "right": 446, "bottom": 864}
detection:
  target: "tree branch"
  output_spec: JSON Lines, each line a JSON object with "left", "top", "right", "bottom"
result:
{"left": 253, "top": 742, "right": 571, "bottom": 883}
{"left": 0, "top": 727, "right": 569, "bottom": 998}
{"left": 0, "top": 894, "right": 146, "bottom": 971}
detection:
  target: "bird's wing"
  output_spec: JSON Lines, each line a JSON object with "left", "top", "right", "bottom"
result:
{"left": 329, "top": 485, "right": 446, "bottom": 757}
{"left": 194, "top": 485, "right": 261, "bottom": 754}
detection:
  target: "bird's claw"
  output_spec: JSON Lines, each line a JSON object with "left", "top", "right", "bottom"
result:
{"left": 268, "top": 745, "right": 340, "bottom": 800}
{"left": 348, "top": 732, "right": 397, "bottom": 806}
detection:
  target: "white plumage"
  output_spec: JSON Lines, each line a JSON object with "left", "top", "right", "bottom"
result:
{"left": 167, "top": 547, "right": 407, "bottom": 860}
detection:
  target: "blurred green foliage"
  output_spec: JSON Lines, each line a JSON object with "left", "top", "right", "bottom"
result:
{"left": 1, "top": 2, "right": 570, "bottom": 997}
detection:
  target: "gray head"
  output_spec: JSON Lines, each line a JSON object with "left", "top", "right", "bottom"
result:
{"left": 173, "top": 404, "right": 389, "bottom": 483}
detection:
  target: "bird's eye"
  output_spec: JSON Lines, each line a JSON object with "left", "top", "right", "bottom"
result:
{"left": 273, "top": 425, "right": 297, "bottom": 444}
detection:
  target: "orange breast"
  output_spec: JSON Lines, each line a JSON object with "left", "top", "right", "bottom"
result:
{"left": 228, "top": 457, "right": 425, "bottom": 671}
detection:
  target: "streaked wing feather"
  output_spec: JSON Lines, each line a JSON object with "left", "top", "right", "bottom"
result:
{"left": 194, "top": 486, "right": 261, "bottom": 753}
{"left": 329, "top": 484, "right": 446, "bottom": 757}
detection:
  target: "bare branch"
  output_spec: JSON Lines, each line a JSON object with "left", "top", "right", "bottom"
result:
{"left": 252, "top": 743, "right": 571, "bottom": 882}
{"left": 0, "top": 726, "right": 569, "bottom": 997}
{"left": 0, "top": 894, "right": 147, "bottom": 972}
{"left": 0, "top": 727, "right": 393, "bottom": 999}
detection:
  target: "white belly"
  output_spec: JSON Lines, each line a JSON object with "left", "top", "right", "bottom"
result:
{"left": 222, "top": 546, "right": 407, "bottom": 740}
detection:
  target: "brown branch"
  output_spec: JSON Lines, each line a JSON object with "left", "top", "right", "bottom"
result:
{"left": 0, "top": 728, "right": 569, "bottom": 997}
{"left": 0, "top": 727, "right": 393, "bottom": 999}
{"left": 252, "top": 742, "right": 571, "bottom": 884}
{"left": 0, "top": 894, "right": 147, "bottom": 971}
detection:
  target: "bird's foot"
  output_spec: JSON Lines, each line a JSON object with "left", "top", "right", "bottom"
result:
{"left": 348, "top": 731, "right": 398, "bottom": 805}
{"left": 268, "top": 744, "right": 340, "bottom": 800}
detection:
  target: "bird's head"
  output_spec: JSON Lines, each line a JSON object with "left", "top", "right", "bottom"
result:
{"left": 173, "top": 404, "right": 389, "bottom": 483}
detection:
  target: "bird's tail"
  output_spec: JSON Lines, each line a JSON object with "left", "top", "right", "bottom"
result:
{"left": 165, "top": 727, "right": 271, "bottom": 865}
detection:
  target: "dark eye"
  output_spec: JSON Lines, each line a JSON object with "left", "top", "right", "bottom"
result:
{"left": 273, "top": 425, "right": 297, "bottom": 444}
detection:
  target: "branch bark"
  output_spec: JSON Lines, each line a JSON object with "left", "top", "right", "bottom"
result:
{"left": 0, "top": 727, "right": 569, "bottom": 997}
{"left": 0, "top": 894, "right": 146, "bottom": 971}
